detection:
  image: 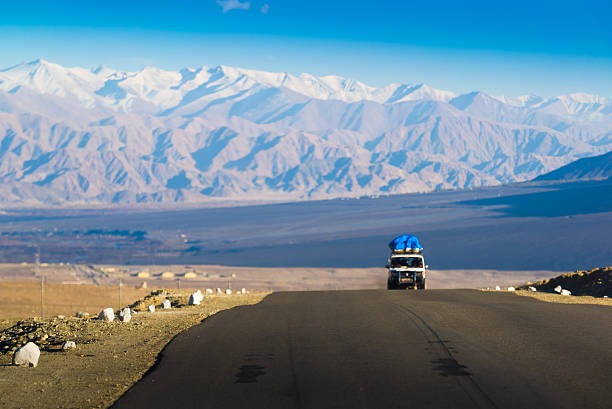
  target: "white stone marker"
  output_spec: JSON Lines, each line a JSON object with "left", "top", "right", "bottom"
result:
{"left": 62, "top": 341, "right": 76, "bottom": 350}
{"left": 99, "top": 308, "right": 115, "bottom": 322}
{"left": 119, "top": 307, "right": 132, "bottom": 322}
{"left": 189, "top": 290, "right": 204, "bottom": 305}
{"left": 13, "top": 342, "right": 40, "bottom": 367}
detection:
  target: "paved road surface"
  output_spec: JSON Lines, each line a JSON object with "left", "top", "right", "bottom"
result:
{"left": 112, "top": 290, "right": 612, "bottom": 409}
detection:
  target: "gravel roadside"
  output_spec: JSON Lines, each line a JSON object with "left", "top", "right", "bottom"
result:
{"left": 0, "top": 290, "right": 269, "bottom": 409}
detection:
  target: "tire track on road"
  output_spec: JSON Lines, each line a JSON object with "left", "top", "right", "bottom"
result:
{"left": 390, "top": 298, "right": 499, "bottom": 409}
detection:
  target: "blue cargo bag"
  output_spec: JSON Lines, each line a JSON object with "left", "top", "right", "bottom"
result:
{"left": 389, "top": 234, "right": 423, "bottom": 251}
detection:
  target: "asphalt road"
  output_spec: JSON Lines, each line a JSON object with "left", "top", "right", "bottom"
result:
{"left": 112, "top": 290, "right": 612, "bottom": 409}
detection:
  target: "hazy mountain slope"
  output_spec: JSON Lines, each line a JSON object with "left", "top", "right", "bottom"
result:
{"left": 0, "top": 60, "right": 610, "bottom": 205}
{"left": 534, "top": 151, "right": 612, "bottom": 181}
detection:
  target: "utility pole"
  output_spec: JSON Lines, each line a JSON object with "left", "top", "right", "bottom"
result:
{"left": 37, "top": 247, "right": 44, "bottom": 319}
{"left": 118, "top": 278, "right": 122, "bottom": 311}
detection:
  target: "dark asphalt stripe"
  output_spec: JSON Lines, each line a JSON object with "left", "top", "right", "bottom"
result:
{"left": 389, "top": 298, "right": 499, "bottom": 409}
{"left": 287, "top": 309, "right": 304, "bottom": 409}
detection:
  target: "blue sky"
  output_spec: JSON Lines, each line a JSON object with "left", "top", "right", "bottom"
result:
{"left": 0, "top": 0, "right": 610, "bottom": 97}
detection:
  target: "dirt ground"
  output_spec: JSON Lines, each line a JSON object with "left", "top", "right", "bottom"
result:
{"left": 0, "top": 290, "right": 268, "bottom": 409}
{"left": 517, "top": 266, "right": 612, "bottom": 297}
{"left": 513, "top": 266, "right": 612, "bottom": 305}
{"left": 514, "top": 290, "right": 612, "bottom": 306}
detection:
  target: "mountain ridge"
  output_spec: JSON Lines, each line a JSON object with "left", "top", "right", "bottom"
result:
{"left": 3, "top": 59, "right": 610, "bottom": 109}
{"left": 534, "top": 151, "right": 612, "bottom": 182}
{"left": 0, "top": 60, "right": 610, "bottom": 206}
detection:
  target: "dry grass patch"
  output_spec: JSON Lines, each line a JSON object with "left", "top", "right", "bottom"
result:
{"left": 0, "top": 280, "right": 151, "bottom": 320}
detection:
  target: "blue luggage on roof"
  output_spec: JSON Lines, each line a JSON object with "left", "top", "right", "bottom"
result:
{"left": 389, "top": 234, "right": 423, "bottom": 252}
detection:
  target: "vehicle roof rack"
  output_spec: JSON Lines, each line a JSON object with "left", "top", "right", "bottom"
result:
{"left": 391, "top": 248, "right": 423, "bottom": 254}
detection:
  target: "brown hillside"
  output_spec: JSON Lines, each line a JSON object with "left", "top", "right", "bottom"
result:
{"left": 518, "top": 267, "right": 611, "bottom": 297}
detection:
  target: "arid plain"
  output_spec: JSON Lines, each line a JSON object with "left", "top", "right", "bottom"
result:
{"left": 0, "top": 180, "right": 610, "bottom": 271}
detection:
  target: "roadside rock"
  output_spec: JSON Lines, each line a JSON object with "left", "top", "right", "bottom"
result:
{"left": 162, "top": 299, "right": 171, "bottom": 309}
{"left": 561, "top": 289, "right": 572, "bottom": 296}
{"left": 62, "top": 341, "right": 76, "bottom": 350}
{"left": 119, "top": 307, "right": 132, "bottom": 322}
{"left": 76, "top": 311, "right": 90, "bottom": 318}
{"left": 13, "top": 342, "right": 40, "bottom": 367}
{"left": 99, "top": 308, "right": 115, "bottom": 322}
{"left": 554, "top": 285, "right": 563, "bottom": 293}
{"left": 529, "top": 286, "right": 537, "bottom": 292}
{"left": 189, "top": 290, "right": 203, "bottom": 305}
{"left": 148, "top": 305, "right": 155, "bottom": 313}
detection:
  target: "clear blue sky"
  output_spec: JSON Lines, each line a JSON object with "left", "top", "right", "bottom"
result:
{"left": 0, "top": 0, "right": 610, "bottom": 97}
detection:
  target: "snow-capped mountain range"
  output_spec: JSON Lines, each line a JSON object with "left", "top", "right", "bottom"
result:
{"left": 0, "top": 59, "right": 610, "bottom": 205}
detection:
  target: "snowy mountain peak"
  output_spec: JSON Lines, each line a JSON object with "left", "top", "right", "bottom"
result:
{"left": 1, "top": 58, "right": 49, "bottom": 72}
{"left": 495, "top": 94, "right": 546, "bottom": 108}
{"left": 559, "top": 93, "right": 609, "bottom": 104}
{"left": 555, "top": 93, "right": 611, "bottom": 116}
{"left": 0, "top": 59, "right": 104, "bottom": 102}
{"left": 0, "top": 59, "right": 54, "bottom": 80}
{"left": 387, "top": 83, "right": 455, "bottom": 103}
{"left": 449, "top": 91, "right": 489, "bottom": 110}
